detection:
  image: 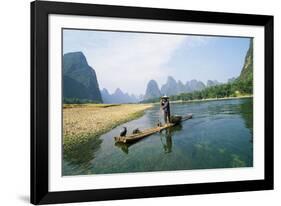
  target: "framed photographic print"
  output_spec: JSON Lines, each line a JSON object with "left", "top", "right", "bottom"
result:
{"left": 31, "top": 0, "right": 274, "bottom": 204}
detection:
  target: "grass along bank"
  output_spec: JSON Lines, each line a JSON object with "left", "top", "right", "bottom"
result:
{"left": 63, "top": 103, "right": 153, "bottom": 153}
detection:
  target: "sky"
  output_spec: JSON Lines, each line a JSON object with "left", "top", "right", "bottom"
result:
{"left": 63, "top": 29, "right": 250, "bottom": 96}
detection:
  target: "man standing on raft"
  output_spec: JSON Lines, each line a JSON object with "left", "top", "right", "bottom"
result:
{"left": 161, "top": 95, "right": 171, "bottom": 124}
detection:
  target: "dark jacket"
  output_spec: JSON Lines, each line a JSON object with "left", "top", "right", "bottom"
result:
{"left": 162, "top": 100, "right": 170, "bottom": 113}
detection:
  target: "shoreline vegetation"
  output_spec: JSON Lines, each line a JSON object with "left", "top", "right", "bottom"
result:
{"left": 167, "top": 94, "right": 253, "bottom": 104}
{"left": 63, "top": 103, "right": 152, "bottom": 153}
{"left": 142, "top": 79, "right": 253, "bottom": 104}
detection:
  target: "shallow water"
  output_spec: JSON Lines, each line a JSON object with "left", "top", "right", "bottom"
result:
{"left": 63, "top": 98, "right": 253, "bottom": 175}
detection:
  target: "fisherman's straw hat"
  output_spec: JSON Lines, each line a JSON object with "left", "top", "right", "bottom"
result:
{"left": 161, "top": 95, "right": 169, "bottom": 99}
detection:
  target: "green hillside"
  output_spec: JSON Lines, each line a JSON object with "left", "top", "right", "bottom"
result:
{"left": 63, "top": 52, "right": 103, "bottom": 103}
{"left": 236, "top": 38, "right": 253, "bottom": 94}
{"left": 239, "top": 39, "right": 253, "bottom": 82}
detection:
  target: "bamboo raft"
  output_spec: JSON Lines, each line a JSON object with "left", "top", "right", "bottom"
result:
{"left": 114, "top": 113, "right": 193, "bottom": 143}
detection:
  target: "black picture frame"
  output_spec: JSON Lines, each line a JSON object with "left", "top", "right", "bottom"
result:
{"left": 31, "top": 0, "right": 274, "bottom": 204}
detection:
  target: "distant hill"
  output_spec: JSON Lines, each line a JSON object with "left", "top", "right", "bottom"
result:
{"left": 187, "top": 79, "right": 206, "bottom": 91}
{"left": 161, "top": 77, "right": 207, "bottom": 95}
{"left": 177, "top": 80, "right": 186, "bottom": 94}
{"left": 161, "top": 76, "right": 179, "bottom": 96}
{"left": 143, "top": 77, "right": 215, "bottom": 100}
{"left": 101, "top": 88, "right": 139, "bottom": 103}
{"left": 100, "top": 88, "right": 112, "bottom": 103}
{"left": 63, "top": 52, "right": 102, "bottom": 103}
{"left": 207, "top": 80, "right": 221, "bottom": 87}
{"left": 144, "top": 80, "right": 162, "bottom": 100}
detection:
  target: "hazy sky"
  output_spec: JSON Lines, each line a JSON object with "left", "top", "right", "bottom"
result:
{"left": 63, "top": 29, "right": 250, "bottom": 95}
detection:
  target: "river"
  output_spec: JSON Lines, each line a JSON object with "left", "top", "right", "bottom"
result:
{"left": 63, "top": 98, "right": 253, "bottom": 175}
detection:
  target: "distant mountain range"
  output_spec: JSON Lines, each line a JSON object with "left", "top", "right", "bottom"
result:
{"left": 144, "top": 39, "right": 253, "bottom": 101}
{"left": 63, "top": 51, "right": 242, "bottom": 104}
{"left": 100, "top": 88, "right": 140, "bottom": 104}
{"left": 63, "top": 52, "right": 103, "bottom": 103}
{"left": 144, "top": 76, "right": 223, "bottom": 100}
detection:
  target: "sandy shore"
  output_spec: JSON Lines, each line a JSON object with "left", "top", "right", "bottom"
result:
{"left": 63, "top": 103, "right": 152, "bottom": 151}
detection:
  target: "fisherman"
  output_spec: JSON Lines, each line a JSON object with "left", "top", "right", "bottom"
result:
{"left": 161, "top": 95, "right": 171, "bottom": 124}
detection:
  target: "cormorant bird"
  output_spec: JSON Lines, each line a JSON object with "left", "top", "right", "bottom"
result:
{"left": 132, "top": 128, "right": 140, "bottom": 134}
{"left": 120, "top": 127, "right": 127, "bottom": 137}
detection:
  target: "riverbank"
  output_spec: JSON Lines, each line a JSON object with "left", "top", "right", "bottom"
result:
{"left": 63, "top": 103, "right": 153, "bottom": 152}
{"left": 165, "top": 95, "right": 253, "bottom": 104}
{"left": 63, "top": 98, "right": 253, "bottom": 175}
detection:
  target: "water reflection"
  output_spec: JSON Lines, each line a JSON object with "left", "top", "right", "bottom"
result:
{"left": 160, "top": 128, "right": 173, "bottom": 153}
{"left": 115, "top": 124, "right": 183, "bottom": 154}
{"left": 238, "top": 99, "right": 253, "bottom": 143}
{"left": 63, "top": 135, "right": 103, "bottom": 175}
{"left": 114, "top": 142, "right": 130, "bottom": 154}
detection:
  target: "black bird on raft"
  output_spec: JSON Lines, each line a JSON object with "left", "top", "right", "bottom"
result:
{"left": 132, "top": 128, "right": 140, "bottom": 134}
{"left": 120, "top": 127, "right": 127, "bottom": 137}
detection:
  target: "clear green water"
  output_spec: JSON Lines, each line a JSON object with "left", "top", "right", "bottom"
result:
{"left": 63, "top": 98, "right": 253, "bottom": 176}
